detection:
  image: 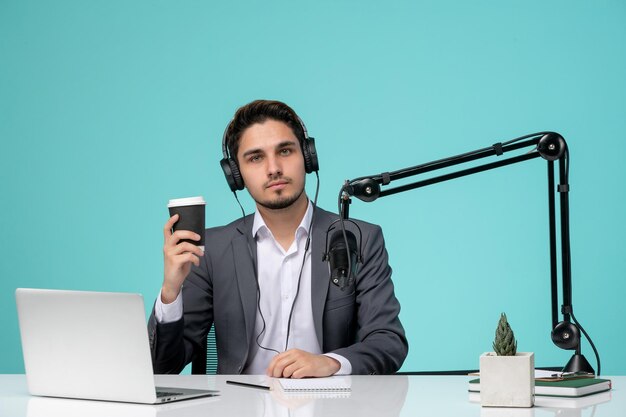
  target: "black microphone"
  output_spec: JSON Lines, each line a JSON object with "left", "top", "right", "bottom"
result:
{"left": 327, "top": 229, "right": 359, "bottom": 290}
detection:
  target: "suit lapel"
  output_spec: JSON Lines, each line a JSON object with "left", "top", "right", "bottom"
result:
{"left": 311, "top": 208, "right": 333, "bottom": 347}
{"left": 233, "top": 221, "right": 258, "bottom": 351}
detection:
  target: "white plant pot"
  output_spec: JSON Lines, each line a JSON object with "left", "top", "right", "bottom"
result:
{"left": 479, "top": 352, "right": 535, "bottom": 408}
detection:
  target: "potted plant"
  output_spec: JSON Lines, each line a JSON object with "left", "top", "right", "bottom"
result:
{"left": 479, "top": 313, "right": 534, "bottom": 407}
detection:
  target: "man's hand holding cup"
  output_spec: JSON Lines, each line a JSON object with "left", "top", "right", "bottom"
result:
{"left": 162, "top": 196, "right": 206, "bottom": 304}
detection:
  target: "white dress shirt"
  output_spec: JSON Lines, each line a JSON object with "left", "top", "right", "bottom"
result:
{"left": 156, "top": 202, "right": 351, "bottom": 375}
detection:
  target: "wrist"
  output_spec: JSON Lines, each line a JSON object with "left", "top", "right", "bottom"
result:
{"left": 161, "top": 284, "right": 181, "bottom": 304}
{"left": 324, "top": 355, "right": 341, "bottom": 375}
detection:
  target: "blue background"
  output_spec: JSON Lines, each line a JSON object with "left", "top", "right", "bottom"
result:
{"left": 1, "top": 0, "right": 625, "bottom": 374}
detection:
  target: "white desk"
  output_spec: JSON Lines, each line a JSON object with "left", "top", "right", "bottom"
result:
{"left": 1, "top": 374, "right": 623, "bottom": 417}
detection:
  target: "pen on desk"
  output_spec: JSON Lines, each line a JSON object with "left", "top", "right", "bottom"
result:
{"left": 226, "top": 380, "right": 271, "bottom": 391}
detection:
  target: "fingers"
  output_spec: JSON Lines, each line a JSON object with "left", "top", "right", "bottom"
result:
{"left": 267, "top": 352, "right": 294, "bottom": 378}
{"left": 266, "top": 350, "right": 340, "bottom": 378}
{"left": 172, "top": 251, "right": 201, "bottom": 267}
{"left": 163, "top": 241, "right": 203, "bottom": 286}
{"left": 266, "top": 350, "right": 310, "bottom": 379}
{"left": 282, "top": 361, "right": 303, "bottom": 379}
{"left": 163, "top": 215, "right": 202, "bottom": 246}
{"left": 163, "top": 214, "right": 179, "bottom": 239}
{"left": 166, "top": 230, "right": 202, "bottom": 248}
{"left": 164, "top": 240, "right": 204, "bottom": 258}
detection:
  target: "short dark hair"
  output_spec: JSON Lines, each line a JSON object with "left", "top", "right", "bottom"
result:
{"left": 224, "top": 100, "right": 306, "bottom": 161}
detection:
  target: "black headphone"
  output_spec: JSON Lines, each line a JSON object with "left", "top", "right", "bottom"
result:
{"left": 219, "top": 116, "right": 319, "bottom": 192}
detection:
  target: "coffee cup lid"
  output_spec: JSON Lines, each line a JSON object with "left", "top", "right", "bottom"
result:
{"left": 167, "top": 196, "right": 206, "bottom": 207}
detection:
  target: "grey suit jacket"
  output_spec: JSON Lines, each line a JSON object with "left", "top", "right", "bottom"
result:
{"left": 148, "top": 206, "right": 408, "bottom": 375}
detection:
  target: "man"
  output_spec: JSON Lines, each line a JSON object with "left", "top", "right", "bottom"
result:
{"left": 148, "top": 100, "right": 407, "bottom": 377}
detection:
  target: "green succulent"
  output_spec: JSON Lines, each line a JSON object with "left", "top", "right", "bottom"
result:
{"left": 493, "top": 313, "right": 517, "bottom": 356}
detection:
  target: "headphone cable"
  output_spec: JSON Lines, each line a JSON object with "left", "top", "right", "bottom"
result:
{"left": 284, "top": 171, "right": 320, "bottom": 351}
{"left": 251, "top": 171, "right": 320, "bottom": 355}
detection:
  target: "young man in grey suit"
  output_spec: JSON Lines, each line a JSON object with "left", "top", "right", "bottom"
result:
{"left": 149, "top": 100, "right": 407, "bottom": 377}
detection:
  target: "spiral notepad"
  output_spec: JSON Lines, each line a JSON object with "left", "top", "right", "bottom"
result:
{"left": 278, "top": 376, "right": 351, "bottom": 392}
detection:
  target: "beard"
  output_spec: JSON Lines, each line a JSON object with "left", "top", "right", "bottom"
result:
{"left": 255, "top": 184, "right": 305, "bottom": 210}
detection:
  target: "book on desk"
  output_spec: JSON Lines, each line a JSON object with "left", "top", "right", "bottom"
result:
{"left": 468, "top": 377, "right": 612, "bottom": 398}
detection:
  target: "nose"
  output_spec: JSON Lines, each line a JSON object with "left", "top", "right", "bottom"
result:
{"left": 266, "top": 154, "right": 282, "bottom": 177}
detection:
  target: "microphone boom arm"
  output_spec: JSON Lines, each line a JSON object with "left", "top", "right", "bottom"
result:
{"left": 340, "top": 131, "right": 599, "bottom": 374}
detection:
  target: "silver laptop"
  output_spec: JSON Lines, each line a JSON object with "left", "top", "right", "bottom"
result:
{"left": 15, "top": 288, "right": 219, "bottom": 404}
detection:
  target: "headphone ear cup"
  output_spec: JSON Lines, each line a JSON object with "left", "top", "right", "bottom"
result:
{"left": 302, "top": 137, "right": 319, "bottom": 174}
{"left": 220, "top": 158, "right": 245, "bottom": 192}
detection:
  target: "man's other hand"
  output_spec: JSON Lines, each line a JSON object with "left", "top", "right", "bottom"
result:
{"left": 266, "top": 349, "right": 340, "bottom": 378}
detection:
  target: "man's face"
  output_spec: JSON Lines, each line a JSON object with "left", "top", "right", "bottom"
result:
{"left": 236, "top": 119, "right": 306, "bottom": 210}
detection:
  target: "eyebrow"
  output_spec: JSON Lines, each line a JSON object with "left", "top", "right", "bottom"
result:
{"left": 241, "top": 140, "right": 298, "bottom": 158}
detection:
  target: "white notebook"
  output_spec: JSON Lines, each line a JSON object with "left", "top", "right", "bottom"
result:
{"left": 278, "top": 376, "right": 351, "bottom": 392}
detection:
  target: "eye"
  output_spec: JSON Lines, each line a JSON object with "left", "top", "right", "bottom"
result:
{"left": 279, "top": 148, "right": 292, "bottom": 156}
{"left": 249, "top": 154, "right": 262, "bottom": 163}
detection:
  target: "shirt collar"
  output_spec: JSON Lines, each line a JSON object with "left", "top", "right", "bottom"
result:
{"left": 252, "top": 200, "right": 314, "bottom": 240}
